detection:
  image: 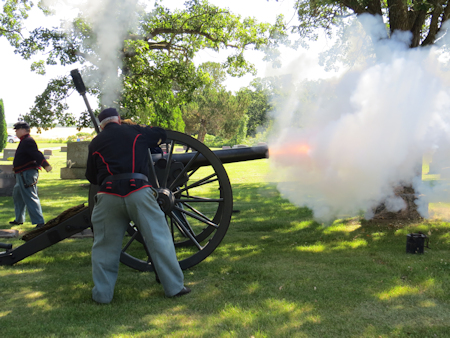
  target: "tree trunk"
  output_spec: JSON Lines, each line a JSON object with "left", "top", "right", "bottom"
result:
{"left": 387, "top": 0, "right": 409, "bottom": 34}
{"left": 422, "top": 0, "right": 447, "bottom": 46}
{"left": 197, "top": 121, "right": 207, "bottom": 143}
{"left": 409, "top": 9, "right": 427, "bottom": 47}
{"left": 372, "top": 160, "right": 424, "bottom": 222}
{"left": 367, "top": 0, "right": 382, "bottom": 15}
{"left": 371, "top": 185, "right": 423, "bottom": 221}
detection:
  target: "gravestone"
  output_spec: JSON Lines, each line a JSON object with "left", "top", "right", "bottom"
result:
{"left": 3, "top": 149, "right": 16, "bottom": 160}
{"left": 0, "top": 164, "right": 15, "bottom": 196}
{"left": 61, "top": 146, "right": 67, "bottom": 152}
{"left": 44, "top": 149, "right": 52, "bottom": 155}
{"left": 60, "top": 141, "right": 90, "bottom": 179}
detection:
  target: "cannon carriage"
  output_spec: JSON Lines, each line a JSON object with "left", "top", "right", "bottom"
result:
{"left": 0, "top": 69, "right": 268, "bottom": 271}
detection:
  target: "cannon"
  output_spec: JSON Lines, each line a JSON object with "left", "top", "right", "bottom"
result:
{"left": 0, "top": 69, "right": 269, "bottom": 271}
{"left": 0, "top": 136, "right": 267, "bottom": 269}
{"left": 95, "top": 130, "right": 268, "bottom": 271}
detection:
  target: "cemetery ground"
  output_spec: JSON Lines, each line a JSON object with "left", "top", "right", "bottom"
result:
{"left": 0, "top": 140, "right": 450, "bottom": 337}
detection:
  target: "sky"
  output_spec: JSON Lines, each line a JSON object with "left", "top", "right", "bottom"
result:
{"left": 0, "top": 0, "right": 335, "bottom": 124}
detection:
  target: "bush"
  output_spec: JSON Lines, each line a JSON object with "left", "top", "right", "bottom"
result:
{"left": 203, "top": 134, "right": 230, "bottom": 148}
{"left": 0, "top": 99, "right": 7, "bottom": 152}
{"left": 246, "top": 129, "right": 270, "bottom": 146}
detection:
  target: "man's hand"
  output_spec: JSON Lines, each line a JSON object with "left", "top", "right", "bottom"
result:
{"left": 44, "top": 165, "right": 52, "bottom": 172}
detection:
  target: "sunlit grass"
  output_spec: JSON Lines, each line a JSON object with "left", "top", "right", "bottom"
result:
{"left": 378, "top": 285, "right": 421, "bottom": 300}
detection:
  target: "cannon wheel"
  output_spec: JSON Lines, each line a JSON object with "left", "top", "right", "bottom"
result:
{"left": 90, "top": 131, "right": 233, "bottom": 271}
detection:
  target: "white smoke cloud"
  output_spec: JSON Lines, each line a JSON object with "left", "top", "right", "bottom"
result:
{"left": 43, "top": 0, "right": 140, "bottom": 107}
{"left": 82, "top": 0, "right": 140, "bottom": 107}
{"left": 268, "top": 14, "right": 450, "bottom": 223}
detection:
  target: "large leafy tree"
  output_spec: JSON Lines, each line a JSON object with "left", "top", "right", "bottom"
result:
{"left": 291, "top": 0, "right": 449, "bottom": 47}
{"left": 182, "top": 61, "right": 250, "bottom": 143}
{"left": 1, "top": 0, "right": 34, "bottom": 46}
{"left": 1, "top": 0, "right": 288, "bottom": 130}
{"left": 241, "top": 78, "right": 273, "bottom": 137}
{"left": 183, "top": 93, "right": 250, "bottom": 142}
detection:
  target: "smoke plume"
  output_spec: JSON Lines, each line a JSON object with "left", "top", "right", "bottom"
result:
{"left": 268, "top": 15, "right": 450, "bottom": 223}
{"left": 44, "top": 0, "right": 139, "bottom": 107}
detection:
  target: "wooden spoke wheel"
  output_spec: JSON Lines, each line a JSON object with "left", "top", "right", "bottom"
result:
{"left": 89, "top": 131, "right": 233, "bottom": 271}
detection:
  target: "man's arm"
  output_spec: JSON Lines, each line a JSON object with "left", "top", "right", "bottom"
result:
{"left": 25, "top": 138, "right": 52, "bottom": 172}
{"left": 141, "top": 126, "right": 167, "bottom": 148}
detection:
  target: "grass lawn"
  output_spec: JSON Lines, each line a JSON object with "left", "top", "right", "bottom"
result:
{"left": 1, "top": 142, "right": 450, "bottom": 337}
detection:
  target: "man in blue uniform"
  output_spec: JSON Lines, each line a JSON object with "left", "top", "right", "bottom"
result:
{"left": 85, "top": 108, "right": 190, "bottom": 303}
{"left": 10, "top": 121, "right": 52, "bottom": 228}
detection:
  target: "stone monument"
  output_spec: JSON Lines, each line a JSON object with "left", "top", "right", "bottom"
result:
{"left": 0, "top": 164, "right": 15, "bottom": 196}
{"left": 60, "top": 141, "right": 90, "bottom": 179}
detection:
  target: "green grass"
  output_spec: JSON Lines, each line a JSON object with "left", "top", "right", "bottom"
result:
{"left": 1, "top": 144, "right": 450, "bottom": 337}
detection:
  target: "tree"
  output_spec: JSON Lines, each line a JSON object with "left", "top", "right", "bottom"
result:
{"left": 220, "top": 89, "right": 250, "bottom": 143}
{"left": 0, "top": 99, "right": 7, "bottom": 152}
{"left": 229, "top": 111, "right": 249, "bottom": 145}
{"left": 182, "top": 61, "right": 250, "bottom": 143}
{"left": 1, "top": 0, "right": 36, "bottom": 46}
{"left": 242, "top": 78, "right": 273, "bottom": 137}
{"left": 291, "top": 0, "right": 449, "bottom": 48}
{"left": 2, "top": 0, "right": 289, "bottom": 130}
{"left": 182, "top": 86, "right": 250, "bottom": 143}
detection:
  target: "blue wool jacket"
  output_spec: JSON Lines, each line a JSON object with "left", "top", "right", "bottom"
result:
{"left": 85, "top": 122, "right": 166, "bottom": 197}
{"left": 12, "top": 134, "right": 50, "bottom": 173}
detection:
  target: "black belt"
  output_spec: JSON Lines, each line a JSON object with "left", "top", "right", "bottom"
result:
{"left": 101, "top": 173, "right": 148, "bottom": 186}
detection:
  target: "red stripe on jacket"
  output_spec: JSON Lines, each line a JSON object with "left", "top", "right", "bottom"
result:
{"left": 132, "top": 134, "right": 141, "bottom": 173}
{"left": 92, "top": 151, "right": 113, "bottom": 175}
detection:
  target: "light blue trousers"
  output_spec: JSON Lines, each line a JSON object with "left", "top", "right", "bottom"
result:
{"left": 91, "top": 188, "right": 184, "bottom": 303}
{"left": 13, "top": 169, "right": 45, "bottom": 225}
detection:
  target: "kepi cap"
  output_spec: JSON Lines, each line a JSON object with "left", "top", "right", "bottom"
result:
{"left": 98, "top": 108, "right": 119, "bottom": 122}
{"left": 13, "top": 121, "right": 30, "bottom": 130}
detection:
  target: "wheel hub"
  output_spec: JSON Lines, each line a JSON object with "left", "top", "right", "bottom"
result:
{"left": 156, "top": 188, "right": 175, "bottom": 215}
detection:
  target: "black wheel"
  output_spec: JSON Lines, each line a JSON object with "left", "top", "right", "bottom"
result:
{"left": 119, "top": 130, "right": 233, "bottom": 271}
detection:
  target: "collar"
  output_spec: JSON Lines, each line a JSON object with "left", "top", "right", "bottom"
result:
{"left": 102, "top": 121, "right": 121, "bottom": 129}
{"left": 19, "top": 133, "right": 30, "bottom": 141}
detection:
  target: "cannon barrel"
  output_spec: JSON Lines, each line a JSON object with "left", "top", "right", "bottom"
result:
{"left": 208, "top": 145, "right": 269, "bottom": 164}
{"left": 155, "top": 145, "right": 269, "bottom": 168}
{"left": 70, "top": 69, "right": 100, "bottom": 134}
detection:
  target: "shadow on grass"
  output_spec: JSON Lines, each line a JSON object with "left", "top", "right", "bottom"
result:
{"left": 1, "top": 181, "right": 450, "bottom": 337}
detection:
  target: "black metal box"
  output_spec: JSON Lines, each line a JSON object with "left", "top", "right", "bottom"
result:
{"left": 406, "top": 233, "right": 427, "bottom": 254}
